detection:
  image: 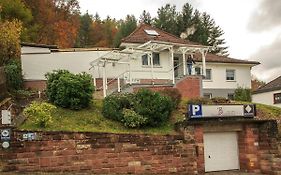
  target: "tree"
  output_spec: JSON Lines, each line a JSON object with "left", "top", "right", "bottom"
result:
{"left": 23, "top": 0, "right": 80, "bottom": 48}
{"left": 113, "top": 15, "right": 137, "bottom": 47}
{"left": 139, "top": 10, "right": 152, "bottom": 24}
{"left": 75, "top": 12, "right": 93, "bottom": 47}
{"left": 153, "top": 4, "right": 179, "bottom": 36}
{"left": 251, "top": 76, "right": 266, "bottom": 91}
{"left": 0, "top": 20, "right": 22, "bottom": 66}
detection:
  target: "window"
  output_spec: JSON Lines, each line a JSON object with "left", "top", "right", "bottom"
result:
{"left": 195, "top": 67, "right": 201, "bottom": 75}
{"left": 153, "top": 53, "right": 160, "bottom": 66}
{"left": 144, "top": 29, "right": 159, "bottom": 36}
{"left": 141, "top": 53, "right": 160, "bottom": 66}
{"left": 228, "top": 93, "right": 234, "bottom": 100}
{"left": 204, "top": 69, "right": 212, "bottom": 80}
{"left": 203, "top": 93, "right": 212, "bottom": 99}
{"left": 226, "top": 69, "right": 235, "bottom": 81}
{"left": 142, "top": 54, "right": 148, "bottom": 65}
{"left": 273, "top": 93, "right": 281, "bottom": 104}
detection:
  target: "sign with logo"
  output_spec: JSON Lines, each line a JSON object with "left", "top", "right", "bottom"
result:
{"left": 188, "top": 104, "right": 256, "bottom": 118}
{"left": 1, "top": 129, "right": 11, "bottom": 141}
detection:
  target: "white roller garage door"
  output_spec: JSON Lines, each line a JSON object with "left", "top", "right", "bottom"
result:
{"left": 204, "top": 132, "right": 239, "bottom": 172}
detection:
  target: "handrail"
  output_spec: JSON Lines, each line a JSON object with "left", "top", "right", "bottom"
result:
{"left": 96, "top": 70, "right": 129, "bottom": 90}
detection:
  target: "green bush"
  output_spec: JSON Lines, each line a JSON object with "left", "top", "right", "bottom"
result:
{"left": 211, "top": 97, "right": 231, "bottom": 104}
{"left": 45, "top": 70, "right": 94, "bottom": 110}
{"left": 4, "top": 60, "right": 23, "bottom": 90}
{"left": 187, "top": 97, "right": 212, "bottom": 105}
{"left": 121, "top": 109, "right": 147, "bottom": 128}
{"left": 102, "top": 89, "right": 174, "bottom": 128}
{"left": 134, "top": 89, "right": 173, "bottom": 127}
{"left": 234, "top": 87, "right": 251, "bottom": 102}
{"left": 159, "top": 88, "right": 182, "bottom": 108}
{"left": 102, "top": 93, "right": 135, "bottom": 121}
{"left": 23, "top": 101, "right": 56, "bottom": 127}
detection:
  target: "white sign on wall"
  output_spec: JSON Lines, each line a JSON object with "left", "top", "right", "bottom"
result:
{"left": 188, "top": 104, "right": 256, "bottom": 118}
{"left": 1, "top": 110, "right": 11, "bottom": 125}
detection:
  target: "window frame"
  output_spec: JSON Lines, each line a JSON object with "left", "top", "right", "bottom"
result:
{"left": 273, "top": 93, "right": 281, "bottom": 104}
{"left": 226, "top": 69, "right": 236, "bottom": 81}
{"left": 203, "top": 93, "right": 212, "bottom": 99}
{"left": 141, "top": 52, "right": 161, "bottom": 67}
{"left": 204, "top": 69, "right": 212, "bottom": 81}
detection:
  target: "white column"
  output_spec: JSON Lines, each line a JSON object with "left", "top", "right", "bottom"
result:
{"left": 93, "top": 78, "right": 96, "bottom": 90}
{"left": 170, "top": 48, "right": 175, "bottom": 84}
{"left": 182, "top": 52, "right": 186, "bottom": 76}
{"left": 201, "top": 50, "right": 206, "bottom": 76}
{"left": 117, "top": 77, "right": 121, "bottom": 92}
{"left": 103, "top": 64, "right": 106, "bottom": 97}
{"left": 149, "top": 52, "right": 154, "bottom": 85}
{"left": 129, "top": 61, "right": 132, "bottom": 85}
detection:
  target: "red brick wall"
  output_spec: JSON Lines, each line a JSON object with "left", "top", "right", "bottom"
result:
{"left": 24, "top": 80, "right": 47, "bottom": 91}
{"left": 0, "top": 131, "right": 198, "bottom": 174}
{"left": 175, "top": 76, "right": 202, "bottom": 99}
{"left": 133, "top": 86, "right": 173, "bottom": 93}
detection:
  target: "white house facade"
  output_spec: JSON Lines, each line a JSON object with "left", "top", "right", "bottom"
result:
{"left": 252, "top": 76, "right": 281, "bottom": 107}
{"left": 21, "top": 24, "right": 259, "bottom": 98}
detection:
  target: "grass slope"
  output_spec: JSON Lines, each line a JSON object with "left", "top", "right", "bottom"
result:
{"left": 19, "top": 99, "right": 281, "bottom": 135}
{"left": 19, "top": 100, "right": 177, "bottom": 135}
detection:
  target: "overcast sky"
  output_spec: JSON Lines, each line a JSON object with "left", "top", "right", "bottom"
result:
{"left": 78, "top": 0, "right": 281, "bottom": 83}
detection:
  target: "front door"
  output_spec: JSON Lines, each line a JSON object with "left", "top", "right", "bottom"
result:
{"left": 204, "top": 132, "right": 239, "bottom": 172}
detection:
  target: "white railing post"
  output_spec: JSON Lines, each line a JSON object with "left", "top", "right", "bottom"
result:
{"left": 103, "top": 65, "right": 106, "bottom": 97}
{"left": 93, "top": 78, "right": 96, "bottom": 89}
{"left": 117, "top": 77, "right": 121, "bottom": 92}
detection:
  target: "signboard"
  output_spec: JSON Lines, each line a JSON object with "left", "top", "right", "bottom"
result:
{"left": 1, "top": 129, "right": 11, "bottom": 141}
{"left": 188, "top": 104, "right": 256, "bottom": 118}
{"left": 1, "top": 110, "right": 11, "bottom": 125}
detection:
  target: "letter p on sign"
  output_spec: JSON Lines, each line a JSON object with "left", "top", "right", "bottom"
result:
{"left": 189, "top": 104, "right": 202, "bottom": 118}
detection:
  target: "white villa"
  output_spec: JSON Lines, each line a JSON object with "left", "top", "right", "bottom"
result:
{"left": 21, "top": 24, "right": 259, "bottom": 98}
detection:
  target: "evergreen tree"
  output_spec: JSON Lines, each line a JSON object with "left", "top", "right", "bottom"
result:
{"left": 139, "top": 10, "right": 152, "bottom": 24}
{"left": 153, "top": 4, "right": 179, "bottom": 36}
{"left": 75, "top": 12, "right": 93, "bottom": 47}
{"left": 113, "top": 15, "right": 137, "bottom": 47}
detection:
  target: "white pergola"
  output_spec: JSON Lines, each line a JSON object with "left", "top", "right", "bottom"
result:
{"left": 90, "top": 40, "right": 209, "bottom": 97}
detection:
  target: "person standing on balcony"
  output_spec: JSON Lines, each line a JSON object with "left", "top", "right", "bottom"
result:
{"left": 187, "top": 55, "right": 196, "bottom": 75}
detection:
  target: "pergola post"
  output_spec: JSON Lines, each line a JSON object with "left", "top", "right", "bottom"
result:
{"left": 201, "top": 49, "right": 206, "bottom": 76}
{"left": 182, "top": 51, "right": 186, "bottom": 76}
{"left": 103, "top": 63, "right": 107, "bottom": 97}
{"left": 169, "top": 47, "right": 175, "bottom": 84}
{"left": 149, "top": 52, "right": 154, "bottom": 85}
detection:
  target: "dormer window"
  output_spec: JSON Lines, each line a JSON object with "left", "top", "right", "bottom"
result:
{"left": 144, "top": 29, "right": 159, "bottom": 36}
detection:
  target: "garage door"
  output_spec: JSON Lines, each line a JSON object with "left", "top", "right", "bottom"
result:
{"left": 204, "top": 132, "right": 239, "bottom": 172}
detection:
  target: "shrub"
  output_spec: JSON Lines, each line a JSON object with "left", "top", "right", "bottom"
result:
{"left": 45, "top": 70, "right": 94, "bottom": 110}
{"left": 211, "top": 97, "right": 231, "bottom": 104}
{"left": 102, "top": 93, "right": 135, "bottom": 121}
{"left": 234, "top": 87, "right": 251, "bottom": 102}
{"left": 187, "top": 97, "right": 212, "bottom": 105}
{"left": 23, "top": 101, "right": 56, "bottom": 127}
{"left": 4, "top": 60, "right": 23, "bottom": 90}
{"left": 121, "top": 109, "right": 147, "bottom": 128}
{"left": 159, "top": 88, "right": 182, "bottom": 108}
{"left": 134, "top": 89, "right": 173, "bottom": 127}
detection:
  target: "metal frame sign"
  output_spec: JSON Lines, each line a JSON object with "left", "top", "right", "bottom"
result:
{"left": 188, "top": 104, "right": 256, "bottom": 118}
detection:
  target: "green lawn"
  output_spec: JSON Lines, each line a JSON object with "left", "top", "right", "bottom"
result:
{"left": 19, "top": 100, "right": 179, "bottom": 135}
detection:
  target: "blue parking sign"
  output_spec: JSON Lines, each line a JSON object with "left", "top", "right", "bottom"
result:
{"left": 189, "top": 104, "right": 202, "bottom": 118}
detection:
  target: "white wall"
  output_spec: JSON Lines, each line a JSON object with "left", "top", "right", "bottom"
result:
{"left": 22, "top": 46, "right": 51, "bottom": 54}
{"left": 252, "top": 90, "right": 281, "bottom": 108}
{"left": 194, "top": 63, "right": 252, "bottom": 89}
{"left": 22, "top": 50, "right": 110, "bottom": 80}
{"left": 21, "top": 47, "right": 173, "bottom": 81}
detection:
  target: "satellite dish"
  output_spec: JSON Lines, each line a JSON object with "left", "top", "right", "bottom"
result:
{"left": 2, "top": 141, "right": 10, "bottom": 149}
